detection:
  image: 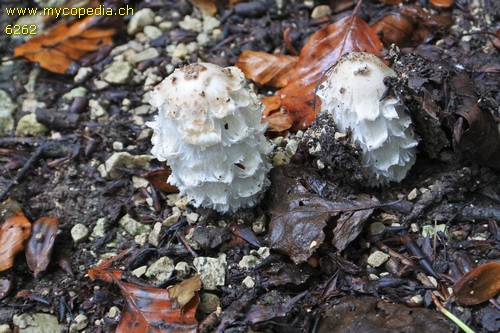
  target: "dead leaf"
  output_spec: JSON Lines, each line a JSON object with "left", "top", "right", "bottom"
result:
{"left": 451, "top": 73, "right": 500, "bottom": 169}
{"left": 273, "top": 1, "right": 383, "bottom": 130}
{"left": 117, "top": 280, "right": 199, "bottom": 333}
{"left": 267, "top": 166, "right": 380, "bottom": 264}
{"left": 0, "top": 213, "right": 32, "bottom": 271}
{"left": 188, "top": 0, "right": 217, "bottom": 16}
{"left": 331, "top": 195, "right": 378, "bottom": 251}
{"left": 89, "top": 251, "right": 200, "bottom": 332}
{"left": 371, "top": 5, "right": 452, "bottom": 47}
{"left": 262, "top": 96, "right": 294, "bottom": 132}
{"left": 168, "top": 275, "right": 202, "bottom": 308}
{"left": 453, "top": 262, "right": 500, "bottom": 305}
{"left": 144, "top": 168, "right": 179, "bottom": 193}
{"left": 14, "top": 15, "right": 118, "bottom": 74}
{"left": 25, "top": 217, "right": 60, "bottom": 277}
{"left": 236, "top": 51, "right": 298, "bottom": 88}
{"left": 429, "top": 0, "right": 454, "bottom": 8}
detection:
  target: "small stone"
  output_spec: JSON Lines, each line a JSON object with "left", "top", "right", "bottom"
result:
{"left": 93, "top": 79, "right": 109, "bottom": 90}
{"left": 410, "top": 223, "right": 419, "bottom": 233}
{"left": 408, "top": 188, "right": 419, "bottom": 201}
{"left": 316, "top": 159, "right": 325, "bottom": 169}
{"left": 148, "top": 222, "right": 162, "bottom": 247}
{"left": 196, "top": 33, "right": 210, "bottom": 46}
{"left": 311, "top": 5, "right": 332, "bottom": 19}
{"left": 132, "top": 176, "right": 149, "bottom": 189}
{"left": 71, "top": 224, "right": 89, "bottom": 243}
{"left": 202, "top": 16, "right": 220, "bottom": 33}
{"left": 106, "top": 306, "right": 121, "bottom": 318}
{"left": 119, "top": 214, "right": 151, "bottom": 236}
{"left": 199, "top": 293, "right": 220, "bottom": 313}
{"left": 127, "top": 8, "right": 155, "bottom": 35}
{"left": 174, "top": 261, "right": 190, "bottom": 279}
{"left": 112, "top": 141, "right": 124, "bottom": 151}
{"left": 186, "top": 212, "right": 199, "bottom": 224}
{"left": 238, "top": 255, "right": 260, "bottom": 269}
{"left": 163, "top": 211, "right": 181, "bottom": 226}
{"left": 334, "top": 132, "right": 346, "bottom": 140}
{"left": 285, "top": 139, "right": 298, "bottom": 157}
{"left": 131, "top": 105, "right": 151, "bottom": 115}
{"left": 129, "top": 48, "right": 160, "bottom": 64}
{"left": 410, "top": 294, "right": 424, "bottom": 305}
{"left": 159, "top": 21, "right": 173, "bottom": 30}
{"left": 257, "top": 247, "right": 270, "bottom": 259}
{"left": 102, "top": 60, "right": 132, "bottom": 84}
{"left": 13, "top": 313, "right": 65, "bottom": 332}
{"left": 74, "top": 67, "right": 93, "bottom": 83}
{"left": 179, "top": 15, "right": 202, "bottom": 32}
{"left": 21, "top": 97, "right": 45, "bottom": 114}
{"left": 174, "top": 196, "right": 189, "bottom": 210}
{"left": 171, "top": 43, "right": 189, "bottom": 59}
{"left": 369, "top": 222, "right": 385, "bottom": 236}
{"left": 145, "top": 256, "right": 175, "bottom": 284}
{"left": 0, "top": 324, "right": 11, "bottom": 333}
{"left": 92, "top": 218, "right": 107, "bottom": 237}
{"left": 134, "top": 233, "right": 149, "bottom": 246}
{"left": 252, "top": 215, "right": 266, "bottom": 234}
{"left": 99, "top": 152, "right": 154, "bottom": 179}
{"left": 132, "top": 265, "right": 147, "bottom": 277}
{"left": 143, "top": 25, "right": 163, "bottom": 40}
{"left": 88, "top": 99, "right": 107, "bottom": 119}
{"left": 69, "top": 314, "right": 88, "bottom": 332}
{"left": 0, "top": 89, "right": 16, "bottom": 135}
{"left": 272, "top": 151, "right": 290, "bottom": 165}
{"left": 193, "top": 254, "right": 227, "bottom": 290}
{"left": 15, "top": 113, "right": 47, "bottom": 136}
{"left": 369, "top": 273, "right": 379, "bottom": 281}
{"left": 367, "top": 251, "right": 390, "bottom": 267}
{"left": 242, "top": 276, "right": 255, "bottom": 289}
{"left": 166, "top": 193, "right": 180, "bottom": 206}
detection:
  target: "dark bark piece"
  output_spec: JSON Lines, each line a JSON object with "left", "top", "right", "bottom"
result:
{"left": 36, "top": 108, "right": 81, "bottom": 130}
{"left": 25, "top": 217, "right": 60, "bottom": 277}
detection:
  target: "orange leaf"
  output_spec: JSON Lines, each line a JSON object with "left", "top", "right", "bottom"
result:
{"left": 25, "top": 217, "right": 60, "bottom": 277}
{"left": 188, "top": 0, "right": 217, "bottom": 16}
{"left": 371, "top": 5, "right": 452, "bottom": 47}
{"left": 236, "top": 51, "right": 298, "bottom": 88}
{"left": 453, "top": 262, "right": 500, "bottom": 305}
{"left": 14, "top": 16, "right": 118, "bottom": 74}
{"left": 429, "top": 0, "right": 454, "bottom": 8}
{"left": 277, "top": 1, "right": 383, "bottom": 130}
{"left": 117, "top": 279, "right": 199, "bottom": 333}
{"left": 0, "top": 213, "right": 32, "bottom": 271}
{"left": 262, "top": 96, "right": 293, "bottom": 133}
{"left": 144, "top": 168, "right": 179, "bottom": 193}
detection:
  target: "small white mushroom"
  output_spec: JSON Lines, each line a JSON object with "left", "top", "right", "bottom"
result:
{"left": 147, "top": 62, "right": 272, "bottom": 212}
{"left": 317, "top": 52, "right": 418, "bottom": 186}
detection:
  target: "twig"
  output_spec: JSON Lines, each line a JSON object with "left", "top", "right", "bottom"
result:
{"left": 431, "top": 293, "right": 475, "bottom": 333}
{"left": 0, "top": 140, "right": 47, "bottom": 202}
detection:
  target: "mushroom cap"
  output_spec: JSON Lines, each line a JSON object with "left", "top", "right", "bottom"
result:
{"left": 149, "top": 62, "right": 260, "bottom": 147}
{"left": 318, "top": 52, "right": 418, "bottom": 186}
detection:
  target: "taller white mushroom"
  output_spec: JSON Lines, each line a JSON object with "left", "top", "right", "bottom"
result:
{"left": 147, "top": 62, "right": 272, "bottom": 212}
{"left": 317, "top": 52, "right": 418, "bottom": 186}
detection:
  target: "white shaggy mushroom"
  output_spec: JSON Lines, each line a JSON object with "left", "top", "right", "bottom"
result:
{"left": 147, "top": 62, "right": 273, "bottom": 212}
{"left": 317, "top": 52, "right": 418, "bottom": 186}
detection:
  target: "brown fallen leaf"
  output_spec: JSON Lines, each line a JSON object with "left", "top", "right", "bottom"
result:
{"left": 89, "top": 251, "right": 200, "bottom": 333}
{"left": 429, "top": 0, "right": 454, "bottom": 8}
{"left": 236, "top": 51, "right": 298, "bottom": 88}
{"left": 144, "top": 168, "right": 179, "bottom": 193}
{"left": 0, "top": 212, "right": 32, "bottom": 271}
{"left": 452, "top": 262, "right": 500, "bottom": 305}
{"left": 14, "top": 15, "right": 119, "bottom": 74}
{"left": 188, "top": 0, "right": 217, "bottom": 16}
{"left": 371, "top": 5, "right": 452, "bottom": 47}
{"left": 254, "top": 1, "right": 383, "bottom": 131}
{"left": 262, "top": 96, "right": 294, "bottom": 133}
{"left": 451, "top": 73, "right": 500, "bottom": 169}
{"left": 267, "top": 166, "right": 381, "bottom": 264}
{"left": 25, "top": 217, "right": 60, "bottom": 277}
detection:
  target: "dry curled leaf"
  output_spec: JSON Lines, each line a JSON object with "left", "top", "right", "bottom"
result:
{"left": 89, "top": 251, "right": 200, "bottom": 333}
{"left": 452, "top": 262, "right": 500, "bottom": 305}
{"left": 429, "top": 0, "right": 454, "bottom": 8}
{"left": 144, "top": 168, "right": 179, "bottom": 193}
{"left": 371, "top": 5, "right": 452, "bottom": 47}
{"left": 188, "top": 0, "right": 217, "bottom": 16}
{"left": 25, "top": 217, "right": 60, "bottom": 277}
{"left": 451, "top": 73, "right": 500, "bottom": 169}
{"left": 236, "top": 51, "right": 298, "bottom": 88}
{"left": 14, "top": 15, "right": 118, "bottom": 74}
{"left": 262, "top": 96, "right": 294, "bottom": 133}
{"left": 0, "top": 212, "right": 32, "bottom": 271}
